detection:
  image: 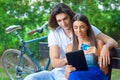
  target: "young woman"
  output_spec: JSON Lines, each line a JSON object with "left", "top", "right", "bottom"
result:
{"left": 65, "top": 13, "right": 108, "bottom": 80}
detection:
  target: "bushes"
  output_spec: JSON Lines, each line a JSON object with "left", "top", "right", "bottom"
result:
{"left": 0, "top": 0, "right": 119, "bottom": 55}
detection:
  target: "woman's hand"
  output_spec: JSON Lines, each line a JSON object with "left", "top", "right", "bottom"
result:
{"left": 84, "top": 47, "right": 97, "bottom": 55}
{"left": 64, "top": 65, "right": 76, "bottom": 79}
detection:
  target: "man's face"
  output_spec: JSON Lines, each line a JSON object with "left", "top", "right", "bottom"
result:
{"left": 55, "top": 13, "right": 72, "bottom": 30}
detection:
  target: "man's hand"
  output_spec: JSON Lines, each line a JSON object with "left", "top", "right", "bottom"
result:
{"left": 99, "top": 45, "right": 110, "bottom": 68}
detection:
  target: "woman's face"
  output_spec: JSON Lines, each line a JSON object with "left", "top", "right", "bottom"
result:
{"left": 73, "top": 21, "right": 88, "bottom": 38}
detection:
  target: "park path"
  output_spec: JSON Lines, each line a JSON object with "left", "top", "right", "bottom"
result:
{"left": 0, "top": 56, "right": 3, "bottom": 68}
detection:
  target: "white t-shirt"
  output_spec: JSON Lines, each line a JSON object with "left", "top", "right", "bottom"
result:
{"left": 48, "top": 25, "right": 101, "bottom": 70}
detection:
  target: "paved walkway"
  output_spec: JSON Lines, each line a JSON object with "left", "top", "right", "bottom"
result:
{"left": 0, "top": 56, "right": 3, "bottom": 68}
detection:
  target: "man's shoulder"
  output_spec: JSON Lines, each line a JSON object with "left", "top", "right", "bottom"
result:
{"left": 50, "top": 27, "right": 63, "bottom": 33}
{"left": 91, "top": 25, "right": 96, "bottom": 28}
{"left": 48, "top": 27, "right": 63, "bottom": 36}
{"left": 54, "top": 26, "right": 63, "bottom": 31}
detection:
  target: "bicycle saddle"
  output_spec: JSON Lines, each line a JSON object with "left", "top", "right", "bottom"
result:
{"left": 5, "top": 25, "right": 21, "bottom": 33}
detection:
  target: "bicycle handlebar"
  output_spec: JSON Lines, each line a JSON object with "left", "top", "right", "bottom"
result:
{"left": 27, "top": 21, "right": 48, "bottom": 35}
{"left": 27, "top": 29, "right": 37, "bottom": 35}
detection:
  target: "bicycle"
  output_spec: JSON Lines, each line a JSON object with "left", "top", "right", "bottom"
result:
{"left": 2, "top": 21, "right": 50, "bottom": 80}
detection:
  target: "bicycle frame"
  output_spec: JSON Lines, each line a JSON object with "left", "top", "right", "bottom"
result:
{"left": 25, "top": 36, "right": 50, "bottom": 71}
{"left": 11, "top": 25, "right": 50, "bottom": 79}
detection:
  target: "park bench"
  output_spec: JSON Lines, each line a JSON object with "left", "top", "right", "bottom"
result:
{"left": 39, "top": 42, "right": 120, "bottom": 80}
{"left": 39, "top": 42, "right": 49, "bottom": 58}
{"left": 108, "top": 48, "right": 120, "bottom": 80}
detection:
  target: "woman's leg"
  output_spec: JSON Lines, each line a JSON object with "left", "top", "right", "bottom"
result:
{"left": 68, "top": 67, "right": 108, "bottom": 80}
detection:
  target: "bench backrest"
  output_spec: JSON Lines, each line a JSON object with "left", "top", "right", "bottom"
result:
{"left": 39, "top": 42, "right": 49, "bottom": 58}
{"left": 108, "top": 48, "right": 120, "bottom": 80}
{"left": 38, "top": 43, "right": 120, "bottom": 80}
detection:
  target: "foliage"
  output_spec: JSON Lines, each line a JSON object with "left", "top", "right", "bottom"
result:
{"left": 0, "top": 0, "right": 50, "bottom": 55}
{"left": 0, "top": 0, "right": 120, "bottom": 55}
{"left": 68, "top": 0, "right": 120, "bottom": 41}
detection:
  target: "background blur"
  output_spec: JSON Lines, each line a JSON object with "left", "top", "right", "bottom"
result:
{"left": 0, "top": 0, "right": 120, "bottom": 56}
{"left": 0, "top": 0, "right": 120, "bottom": 79}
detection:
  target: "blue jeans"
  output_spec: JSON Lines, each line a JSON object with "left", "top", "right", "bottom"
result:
{"left": 69, "top": 66, "right": 108, "bottom": 80}
{"left": 24, "top": 69, "right": 67, "bottom": 80}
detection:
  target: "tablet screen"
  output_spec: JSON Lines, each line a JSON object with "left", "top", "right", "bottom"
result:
{"left": 66, "top": 50, "right": 88, "bottom": 71}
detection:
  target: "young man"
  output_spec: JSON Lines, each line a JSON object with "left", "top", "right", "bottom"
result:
{"left": 24, "top": 3, "right": 118, "bottom": 80}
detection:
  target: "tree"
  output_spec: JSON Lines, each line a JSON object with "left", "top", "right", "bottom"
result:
{"left": 0, "top": 0, "right": 119, "bottom": 55}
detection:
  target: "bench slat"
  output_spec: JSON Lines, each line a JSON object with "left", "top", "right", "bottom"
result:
{"left": 108, "top": 48, "right": 120, "bottom": 80}
{"left": 110, "top": 48, "right": 120, "bottom": 69}
{"left": 110, "top": 48, "right": 120, "bottom": 57}
{"left": 39, "top": 42, "right": 49, "bottom": 58}
{"left": 110, "top": 58, "right": 120, "bottom": 69}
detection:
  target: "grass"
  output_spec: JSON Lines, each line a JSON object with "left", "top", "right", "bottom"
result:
{"left": 111, "top": 69, "right": 120, "bottom": 80}
{"left": 0, "top": 68, "right": 9, "bottom": 80}
{"left": 0, "top": 67, "right": 120, "bottom": 80}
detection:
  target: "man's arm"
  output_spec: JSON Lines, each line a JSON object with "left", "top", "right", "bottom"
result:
{"left": 96, "top": 33, "right": 118, "bottom": 49}
{"left": 49, "top": 45, "right": 67, "bottom": 68}
{"left": 96, "top": 33, "right": 118, "bottom": 67}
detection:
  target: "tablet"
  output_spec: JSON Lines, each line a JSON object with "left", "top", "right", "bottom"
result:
{"left": 66, "top": 50, "right": 88, "bottom": 71}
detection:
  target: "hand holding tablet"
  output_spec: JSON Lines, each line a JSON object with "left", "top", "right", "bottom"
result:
{"left": 66, "top": 50, "right": 88, "bottom": 71}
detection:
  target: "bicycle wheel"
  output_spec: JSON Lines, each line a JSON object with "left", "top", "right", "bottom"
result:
{"left": 2, "top": 49, "right": 37, "bottom": 80}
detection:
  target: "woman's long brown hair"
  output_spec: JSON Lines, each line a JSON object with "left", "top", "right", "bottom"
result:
{"left": 72, "top": 14, "right": 98, "bottom": 51}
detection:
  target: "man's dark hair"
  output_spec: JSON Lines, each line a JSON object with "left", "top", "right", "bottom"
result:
{"left": 49, "top": 3, "right": 75, "bottom": 29}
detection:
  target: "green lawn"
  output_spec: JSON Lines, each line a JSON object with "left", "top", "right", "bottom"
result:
{"left": 0, "top": 68, "right": 9, "bottom": 80}
{"left": 0, "top": 68, "right": 120, "bottom": 80}
{"left": 111, "top": 69, "right": 120, "bottom": 80}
